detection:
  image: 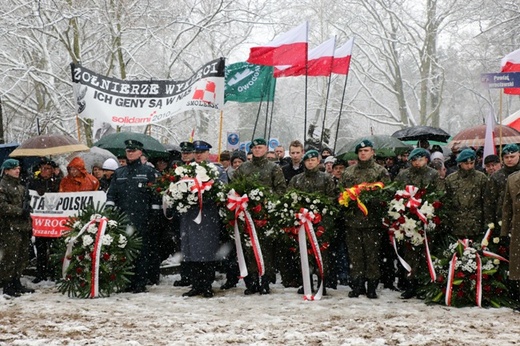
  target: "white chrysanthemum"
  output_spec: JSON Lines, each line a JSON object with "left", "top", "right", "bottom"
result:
{"left": 102, "top": 234, "right": 113, "bottom": 246}
{"left": 82, "top": 234, "right": 94, "bottom": 247}
{"left": 388, "top": 211, "right": 401, "bottom": 220}
{"left": 118, "top": 235, "right": 127, "bottom": 248}
{"left": 174, "top": 166, "right": 187, "bottom": 176}
{"left": 195, "top": 165, "right": 210, "bottom": 181}
{"left": 87, "top": 224, "right": 98, "bottom": 234}
{"left": 493, "top": 237, "right": 500, "bottom": 244}
{"left": 107, "top": 220, "right": 118, "bottom": 228}
{"left": 305, "top": 197, "right": 311, "bottom": 203}
{"left": 419, "top": 202, "right": 435, "bottom": 217}
{"left": 73, "top": 221, "right": 82, "bottom": 229}
{"left": 90, "top": 214, "right": 103, "bottom": 221}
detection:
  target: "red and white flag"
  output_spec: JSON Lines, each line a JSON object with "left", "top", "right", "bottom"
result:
{"left": 501, "top": 48, "right": 520, "bottom": 95}
{"left": 274, "top": 37, "right": 336, "bottom": 78}
{"left": 331, "top": 37, "right": 354, "bottom": 75}
{"left": 247, "top": 22, "right": 308, "bottom": 66}
{"left": 483, "top": 110, "right": 496, "bottom": 167}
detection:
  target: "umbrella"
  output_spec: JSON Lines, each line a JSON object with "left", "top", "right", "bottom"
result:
{"left": 447, "top": 124, "right": 520, "bottom": 148}
{"left": 338, "top": 135, "right": 411, "bottom": 155}
{"left": 93, "top": 132, "right": 169, "bottom": 159}
{"left": 68, "top": 146, "right": 118, "bottom": 173}
{"left": 391, "top": 126, "right": 451, "bottom": 142}
{"left": 9, "top": 134, "right": 89, "bottom": 157}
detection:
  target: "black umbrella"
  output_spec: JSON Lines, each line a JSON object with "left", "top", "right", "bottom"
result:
{"left": 391, "top": 126, "right": 450, "bottom": 143}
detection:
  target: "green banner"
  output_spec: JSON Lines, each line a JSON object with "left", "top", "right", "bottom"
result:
{"left": 225, "top": 62, "right": 276, "bottom": 103}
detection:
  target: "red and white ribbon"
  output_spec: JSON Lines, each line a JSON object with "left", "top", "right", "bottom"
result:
{"left": 397, "top": 185, "right": 427, "bottom": 224}
{"left": 388, "top": 231, "right": 412, "bottom": 274}
{"left": 296, "top": 208, "right": 324, "bottom": 301}
{"left": 188, "top": 177, "right": 214, "bottom": 224}
{"left": 62, "top": 217, "right": 108, "bottom": 298}
{"left": 226, "top": 189, "right": 264, "bottom": 277}
{"left": 445, "top": 252, "right": 457, "bottom": 306}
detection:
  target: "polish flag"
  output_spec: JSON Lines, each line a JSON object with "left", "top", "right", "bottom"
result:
{"left": 501, "top": 48, "right": 520, "bottom": 95}
{"left": 482, "top": 110, "right": 496, "bottom": 167}
{"left": 273, "top": 37, "right": 336, "bottom": 78}
{"left": 331, "top": 37, "right": 354, "bottom": 75}
{"left": 247, "top": 22, "right": 308, "bottom": 66}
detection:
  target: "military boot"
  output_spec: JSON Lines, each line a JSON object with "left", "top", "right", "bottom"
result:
{"left": 400, "top": 279, "right": 417, "bottom": 299}
{"left": 244, "top": 276, "right": 259, "bottom": 295}
{"left": 259, "top": 277, "right": 270, "bottom": 295}
{"left": 13, "top": 278, "right": 35, "bottom": 294}
{"left": 348, "top": 277, "right": 364, "bottom": 298}
{"left": 3, "top": 279, "right": 21, "bottom": 298}
{"left": 366, "top": 279, "right": 379, "bottom": 299}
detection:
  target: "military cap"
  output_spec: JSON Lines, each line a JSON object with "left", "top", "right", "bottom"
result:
{"left": 502, "top": 144, "right": 519, "bottom": 155}
{"left": 354, "top": 139, "right": 374, "bottom": 153}
{"left": 303, "top": 149, "right": 320, "bottom": 161}
{"left": 193, "top": 140, "right": 212, "bottom": 151}
{"left": 408, "top": 148, "right": 430, "bottom": 161}
{"left": 1, "top": 158, "right": 19, "bottom": 170}
{"left": 124, "top": 139, "right": 144, "bottom": 150}
{"left": 484, "top": 154, "right": 500, "bottom": 165}
{"left": 250, "top": 138, "right": 267, "bottom": 149}
{"left": 179, "top": 141, "right": 194, "bottom": 153}
{"left": 456, "top": 149, "right": 476, "bottom": 163}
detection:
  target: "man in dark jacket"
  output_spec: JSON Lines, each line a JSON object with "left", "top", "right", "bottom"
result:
{"left": 234, "top": 138, "right": 286, "bottom": 294}
{"left": 0, "top": 159, "right": 34, "bottom": 297}
{"left": 340, "top": 139, "right": 391, "bottom": 299}
{"left": 282, "top": 140, "right": 305, "bottom": 184}
{"left": 26, "top": 158, "right": 61, "bottom": 283}
{"left": 106, "top": 139, "right": 161, "bottom": 293}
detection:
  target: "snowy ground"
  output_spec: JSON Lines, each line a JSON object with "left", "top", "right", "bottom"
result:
{"left": 2, "top": 271, "right": 520, "bottom": 346}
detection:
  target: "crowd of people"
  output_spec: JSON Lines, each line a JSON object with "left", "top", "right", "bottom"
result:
{"left": 2, "top": 135, "right": 520, "bottom": 310}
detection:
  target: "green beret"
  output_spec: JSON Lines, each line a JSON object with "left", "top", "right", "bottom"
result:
{"left": 409, "top": 148, "right": 430, "bottom": 161}
{"left": 502, "top": 144, "right": 519, "bottom": 155}
{"left": 354, "top": 139, "right": 374, "bottom": 153}
{"left": 1, "top": 159, "right": 19, "bottom": 170}
{"left": 250, "top": 138, "right": 267, "bottom": 149}
{"left": 303, "top": 150, "right": 319, "bottom": 161}
{"left": 456, "top": 149, "right": 476, "bottom": 163}
{"left": 124, "top": 139, "right": 144, "bottom": 150}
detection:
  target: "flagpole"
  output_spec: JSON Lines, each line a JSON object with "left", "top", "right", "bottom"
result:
{"left": 251, "top": 95, "right": 265, "bottom": 141}
{"left": 303, "top": 23, "right": 309, "bottom": 146}
{"left": 263, "top": 78, "right": 272, "bottom": 138}
{"left": 267, "top": 77, "right": 277, "bottom": 140}
{"left": 333, "top": 72, "right": 350, "bottom": 154}
{"left": 217, "top": 110, "right": 224, "bottom": 161}
{"left": 319, "top": 75, "right": 333, "bottom": 150}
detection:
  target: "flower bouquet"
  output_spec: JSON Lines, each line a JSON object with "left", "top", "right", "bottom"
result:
{"left": 383, "top": 185, "right": 444, "bottom": 280}
{"left": 338, "top": 181, "right": 388, "bottom": 217}
{"left": 420, "top": 232, "right": 513, "bottom": 308}
{"left": 160, "top": 161, "right": 224, "bottom": 218}
{"left": 219, "top": 174, "right": 276, "bottom": 277}
{"left": 54, "top": 204, "right": 141, "bottom": 298}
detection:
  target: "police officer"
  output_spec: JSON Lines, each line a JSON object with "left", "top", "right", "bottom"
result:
{"left": 340, "top": 139, "right": 391, "bottom": 299}
{"left": 234, "top": 138, "right": 286, "bottom": 294}
{"left": 445, "top": 149, "right": 488, "bottom": 239}
{"left": 179, "top": 140, "right": 227, "bottom": 298}
{"left": 106, "top": 139, "right": 161, "bottom": 293}
{"left": 0, "top": 159, "right": 34, "bottom": 297}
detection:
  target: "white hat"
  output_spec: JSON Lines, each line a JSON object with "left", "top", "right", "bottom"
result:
{"left": 324, "top": 156, "right": 336, "bottom": 164}
{"left": 102, "top": 158, "right": 119, "bottom": 171}
{"left": 430, "top": 151, "right": 444, "bottom": 162}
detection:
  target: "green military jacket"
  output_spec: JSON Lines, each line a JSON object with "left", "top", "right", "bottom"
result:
{"left": 288, "top": 166, "right": 336, "bottom": 198}
{"left": 340, "top": 159, "right": 391, "bottom": 228}
{"left": 234, "top": 155, "right": 286, "bottom": 195}
{"left": 0, "top": 174, "right": 30, "bottom": 231}
{"left": 485, "top": 163, "right": 520, "bottom": 227}
{"left": 445, "top": 168, "right": 488, "bottom": 237}
{"left": 394, "top": 165, "right": 442, "bottom": 191}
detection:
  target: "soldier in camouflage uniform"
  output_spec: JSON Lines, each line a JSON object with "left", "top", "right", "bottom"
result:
{"left": 340, "top": 139, "right": 391, "bottom": 299}
{"left": 234, "top": 138, "right": 286, "bottom": 294}
{"left": 485, "top": 144, "right": 520, "bottom": 229}
{"left": 288, "top": 150, "right": 336, "bottom": 293}
{"left": 0, "top": 159, "right": 34, "bottom": 297}
{"left": 445, "top": 149, "right": 488, "bottom": 239}
{"left": 394, "top": 148, "right": 442, "bottom": 299}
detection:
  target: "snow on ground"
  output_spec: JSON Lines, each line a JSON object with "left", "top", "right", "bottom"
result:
{"left": 1, "top": 272, "right": 520, "bottom": 346}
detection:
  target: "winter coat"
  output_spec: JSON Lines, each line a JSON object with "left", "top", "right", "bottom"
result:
{"left": 288, "top": 166, "right": 336, "bottom": 198}
{"left": 340, "top": 159, "right": 391, "bottom": 228}
{"left": 59, "top": 157, "right": 100, "bottom": 192}
{"left": 106, "top": 159, "right": 160, "bottom": 230}
{"left": 485, "top": 163, "right": 520, "bottom": 227}
{"left": 234, "top": 155, "right": 286, "bottom": 195}
{"left": 501, "top": 170, "right": 520, "bottom": 280}
{"left": 445, "top": 167, "right": 488, "bottom": 237}
{"left": 282, "top": 161, "right": 304, "bottom": 185}
{"left": 0, "top": 174, "right": 31, "bottom": 231}
{"left": 27, "top": 174, "right": 61, "bottom": 196}
{"left": 394, "top": 165, "right": 442, "bottom": 191}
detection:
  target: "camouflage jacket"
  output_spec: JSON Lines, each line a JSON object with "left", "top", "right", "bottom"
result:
{"left": 234, "top": 155, "right": 286, "bottom": 195}
{"left": 445, "top": 168, "right": 488, "bottom": 237}
{"left": 394, "top": 165, "right": 442, "bottom": 191}
{"left": 0, "top": 174, "right": 30, "bottom": 231}
{"left": 288, "top": 167, "right": 336, "bottom": 198}
{"left": 340, "top": 159, "right": 391, "bottom": 228}
{"left": 485, "top": 163, "right": 520, "bottom": 226}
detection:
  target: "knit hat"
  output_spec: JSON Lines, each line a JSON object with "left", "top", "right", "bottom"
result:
{"left": 409, "top": 148, "right": 430, "bottom": 161}
{"left": 430, "top": 151, "right": 444, "bottom": 162}
{"left": 230, "top": 150, "right": 247, "bottom": 164}
{"left": 324, "top": 156, "right": 336, "bottom": 164}
{"left": 102, "top": 158, "right": 119, "bottom": 171}
{"left": 303, "top": 149, "right": 320, "bottom": 161}
{"left": 1, "top": 158, "right": 19, "bottom": 170}
{"left": 502, "top": 144, "right": 519, "bottom": 155}
{"left": 354, "top": 139, "right": 374, "bottom": 154}
{"left": 484, "top": 154, "right": 500, "bottom": 165}
{"left": 456, "top": 149, "right": 476, "bottom": 163}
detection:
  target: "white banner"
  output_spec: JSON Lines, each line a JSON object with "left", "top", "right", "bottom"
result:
{"left": 29, "top": 190, "right": 107, "bottom": 237}
{"left": 72, "top": 58, "right": 225, "bottom": 127}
